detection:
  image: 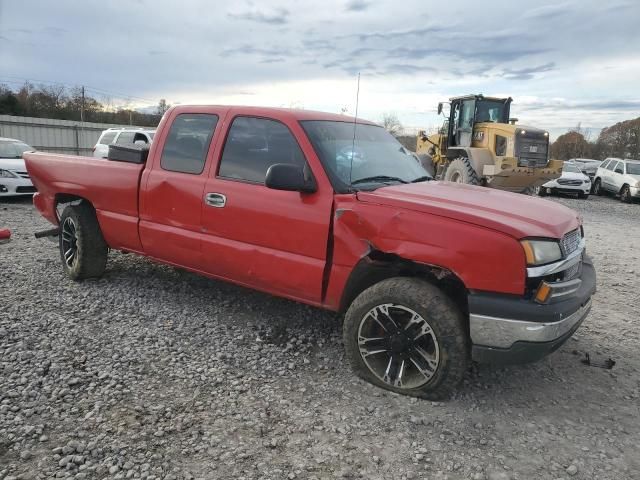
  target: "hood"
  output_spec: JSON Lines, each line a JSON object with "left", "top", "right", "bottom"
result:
{"left": 559, "top": 171, "right": 589, "bottom": 181}
{"left": 0, "top": 158, "right": 27, "bottom": 171}
{"left": 357, "top": 181, "right": 580, "bottom": 239}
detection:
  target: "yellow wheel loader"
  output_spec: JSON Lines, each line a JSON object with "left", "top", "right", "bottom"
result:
{"left": 416, "top": 94, "right": 563, "bottom": 193}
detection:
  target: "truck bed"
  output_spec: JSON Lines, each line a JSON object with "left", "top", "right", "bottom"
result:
{"left": 24, "top": 152, "right": 145, "bottom": 251}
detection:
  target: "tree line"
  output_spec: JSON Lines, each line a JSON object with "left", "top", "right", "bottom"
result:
{"left": 0, "top": 83, "right": 168, "bottom": 127}
{"left": 550, "top": 119, "right": 640, "bottom": 160}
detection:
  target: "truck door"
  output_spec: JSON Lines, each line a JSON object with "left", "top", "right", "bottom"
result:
{"left": 200, "top": 114, "right": 333, "bottom": 304}
{"left": 139, "top": 112, "right": 221, "bottom": 269}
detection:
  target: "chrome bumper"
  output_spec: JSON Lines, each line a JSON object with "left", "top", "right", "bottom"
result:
{"left": 470, "top": 299, "right": 591, "bottom": 349}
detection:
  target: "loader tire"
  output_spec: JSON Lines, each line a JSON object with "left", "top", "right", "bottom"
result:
{"left": 443, "top": 157, "right": 480, "bottom": 185}
{"left": 59, "top": 203, "right": 108, "bottom": 280}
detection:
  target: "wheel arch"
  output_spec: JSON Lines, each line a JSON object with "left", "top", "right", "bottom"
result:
{"left": 339, "top": 250, "right": 469, "bottom": 321}
{"left": 54, "top": 193, "right": 95, "bottom": 221}
{"left": 446, "top": 147, "right": 494, "bottom": 176}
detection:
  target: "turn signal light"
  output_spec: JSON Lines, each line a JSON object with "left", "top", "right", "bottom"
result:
{"left": 535, "top": 282, "right": 552, "bottom": 304}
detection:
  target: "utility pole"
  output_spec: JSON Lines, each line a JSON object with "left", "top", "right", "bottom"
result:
{"left": 129, "top": 110, "right": 133, "bottom": 125}
{"left": 80, "top": 86, "right": 85, "bottom": 122}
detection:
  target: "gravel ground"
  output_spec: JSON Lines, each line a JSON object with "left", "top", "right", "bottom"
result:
{"left": 1, "top": 194, "right": 639, "bottom": 480}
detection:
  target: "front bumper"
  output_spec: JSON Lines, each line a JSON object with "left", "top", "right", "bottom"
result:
{"left": 468, "top": 258, "right": 596, "bottom": 364}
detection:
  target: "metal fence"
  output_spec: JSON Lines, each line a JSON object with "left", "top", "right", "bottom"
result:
{"left": 0, "top": 115, "right": 148, "bottom": 156}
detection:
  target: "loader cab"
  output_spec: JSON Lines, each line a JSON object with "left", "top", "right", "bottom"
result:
{"left": 442, "top": 95, "right": 512, "bottom": 149}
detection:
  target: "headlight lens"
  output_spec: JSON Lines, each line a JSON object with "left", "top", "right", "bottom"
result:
{"left": 520, "top": 240, "right": 563, "bottom": 266}
{"left": 0, "top": 169, "right": 19, "bottom": 178}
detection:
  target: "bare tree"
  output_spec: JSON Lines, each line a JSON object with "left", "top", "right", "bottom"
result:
{"left": 381, "top": 112, "right": 403, "bottom": 136}
{"left": 156, "top": 99, "right": 170, "bottom": 115}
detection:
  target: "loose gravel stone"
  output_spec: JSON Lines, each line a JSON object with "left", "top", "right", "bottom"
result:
{"left": 1, "top": 195, "right": 639, "bottom": 479}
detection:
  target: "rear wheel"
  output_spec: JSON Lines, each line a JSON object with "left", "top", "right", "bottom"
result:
{"left": 593, "top": 178, "right": 603, "bottom": 196}
{"left": 443, "top": 157, "right": 480, "bottom": 185}
{"left": 59, "top": 204, "right": 108, "bottom": 280}
{"left": 620, "top": 185, "right": 632, "bottom": 203}
{"left": 343, "top": 277, "right": 469, "bottom": 400}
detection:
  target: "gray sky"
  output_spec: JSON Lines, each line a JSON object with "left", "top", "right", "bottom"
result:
{"left": 1, "top": 0, "right": 639, "bottom": 138}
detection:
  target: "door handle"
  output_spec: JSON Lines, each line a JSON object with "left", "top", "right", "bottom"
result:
{"left": 205, "top": 192, "right": 226, "bottom": 208}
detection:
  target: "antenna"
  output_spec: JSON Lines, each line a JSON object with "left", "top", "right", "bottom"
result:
{"left": 349, "top": 72, "right": 361, "bottom": 186}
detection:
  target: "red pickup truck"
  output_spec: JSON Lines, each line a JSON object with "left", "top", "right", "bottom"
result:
{"left": 24, "top": 105, "right": 596, "bottom": 399}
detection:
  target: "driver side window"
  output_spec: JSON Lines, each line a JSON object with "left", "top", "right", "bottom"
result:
{"left": 218, "top": 117, "right": 306, "bottom": 184}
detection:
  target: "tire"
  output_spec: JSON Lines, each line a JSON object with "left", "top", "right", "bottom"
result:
{"left": 443, "top": 157, "right": 480, "bottom": 185}
{"left": 538, "top": 186, "right": 548, "bottom": 197}
{"left": 620, "top": 185, "right": 632, "bottom": 203}
{"left": 522, "top": 186, "right": 537, "bottom": 196}
{"left": 59, "top": 203, "right": 108, "bottom": 280}
{"left": 593, "top": 178, "right": 603, "bottom": 196}
{"left": 343, "top": 277, "right": 469, "bottom": 400}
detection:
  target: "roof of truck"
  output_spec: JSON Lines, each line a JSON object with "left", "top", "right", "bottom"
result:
{"left": 169, "top": 105, "right": 379, "bottom": 125}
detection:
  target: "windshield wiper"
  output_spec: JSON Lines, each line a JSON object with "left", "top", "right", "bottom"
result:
{"left": 351, "top": 175, "right": 408, "bottom": 186}
{"left": 410, "top": 176, "right": 432, "bottom": 183}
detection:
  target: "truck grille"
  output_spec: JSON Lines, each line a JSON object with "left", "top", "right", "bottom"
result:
{"left": 561, "top": 229, "right": 581, "bottom": 256}
{"left": 557, "top": 179, "right": 583, "bottom": 186}
{"left": 515, "top": 136, "right": 549, "bottom": 168}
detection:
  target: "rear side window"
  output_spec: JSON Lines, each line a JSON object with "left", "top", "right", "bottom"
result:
{"left": 116, "top": 131, "right": 135, "bottom": 144}
{"left": 99, "top": 132, "right": 117, "bottom": 145}
{"left": 160, "top": 114, "right": 218, "bottom": 174}
{"left": 495, "top": 135, "right": 507, "bottom": 156}
{"left": 606, "top": 161, "right": 618, "bottom": 171}
{"left": 218, "top": 116, "right": 306, "bottom": 183}
{"left": 599, "top": 159, "right": 610, "bottom": 169}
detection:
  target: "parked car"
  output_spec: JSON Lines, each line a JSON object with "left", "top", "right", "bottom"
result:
{"left": 537, "top": 161, "right": 591, "bottom": 198}
{"left": 593, "top": 158, "right": 640, "bottom": 202}
{"left": 24, "top": 105, "right": 596, "bottom": 399}
{"left": 0, "top": 228, "right": 10, "bottom": 244}
{"left": 93, "top": 127, "right": 155, "bottom": 158}
{"left": 0, "top": 137, "right": 37, "bottom": 197}
{"left": 569, "top": 158, "right": 602, "bottom": 184}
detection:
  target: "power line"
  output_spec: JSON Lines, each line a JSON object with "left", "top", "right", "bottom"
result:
{"left": 0, "top": 75, "right": 156, "bottom": 104}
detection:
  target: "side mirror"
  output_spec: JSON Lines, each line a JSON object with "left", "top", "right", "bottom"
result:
{"left": 265, "top": 164, "right": 317, "bottom": 193}
{"left": 437, "top": 103, "right": 443, "bottom": 115}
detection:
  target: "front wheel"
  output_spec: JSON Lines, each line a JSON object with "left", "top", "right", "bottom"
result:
{"left": 443, "top": 157, "right": 480, "bottom": 185}
{"left": 620, "top": 185, "right": 632, "bottom": 203}
{"left": 59, "top": 203, "right": 108, "bottom": 280}
{"left": 343, "top": 278, "right": 469, "bottom": 400}
{"left": 593, "top": 178, "right": 603, "bottom": 196}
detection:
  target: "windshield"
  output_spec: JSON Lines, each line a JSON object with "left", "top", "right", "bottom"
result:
{"left": 475, "top": 100, "right": 508, "bottom": 123}
{"left": 300, "top": 120, "right": 430, "bottom": 191}
{"left": 563, "top": 163, "right": 582, "bottom": 174}
{"left": 627, "top": 162, "right": 640, "bottom": 175}
{"left": 0, "top": 140, "right": 33, "bottom": 158}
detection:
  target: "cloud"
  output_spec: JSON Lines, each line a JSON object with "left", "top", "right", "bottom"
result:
{"left": 501, "top": 62, "right": 556, "bottom": 80}
{"left": 227, "top": 7, "right": 289, "bottom": 25}
{"left": 345, "top": 0, "right": 371, "bottom": 11}
{"left": 521, "top": 3, "right": 572, "bottom": 20}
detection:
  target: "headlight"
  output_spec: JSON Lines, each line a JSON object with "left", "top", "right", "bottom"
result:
{"left": 520, "top": 239, "right": 562, "bottom": 266}
{"left": 520, "top": 129, "right": 526, "bottom": 135}
{"left": 636, "top": 181, "right": 640, "bottom": 188}
{"left": 0, "top": 169, "right": 19, "bottom": 178}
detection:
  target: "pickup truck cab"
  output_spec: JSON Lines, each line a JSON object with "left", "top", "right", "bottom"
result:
{"left": 24, "top": 105, "right": 596, "bottom": 399}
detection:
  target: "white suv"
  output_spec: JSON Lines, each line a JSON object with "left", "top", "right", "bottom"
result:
{"left": 93, "top": 128, "right": 155, "bottom": 158}
{"left": 593, "top": 158, "right": 640, "bottom": 203}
